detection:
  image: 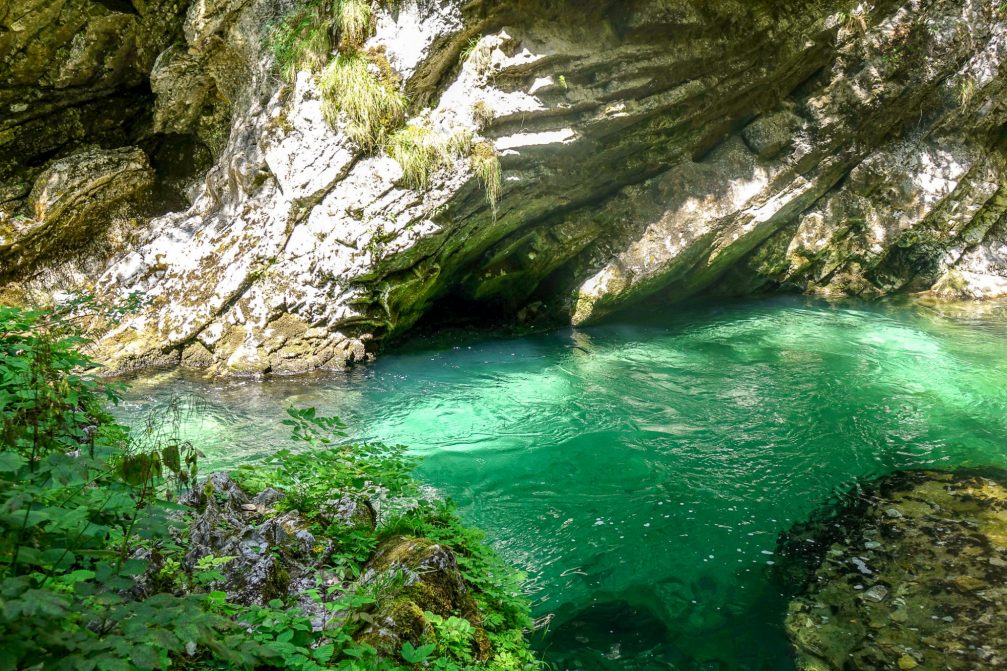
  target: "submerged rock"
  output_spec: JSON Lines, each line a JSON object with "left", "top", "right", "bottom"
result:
{"left": 781, "top": 469, "right": 1007, "bottom": 671}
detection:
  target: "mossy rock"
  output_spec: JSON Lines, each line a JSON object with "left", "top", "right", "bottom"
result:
{"left": 357, "top": 535, "right": 489, "bottom": 660}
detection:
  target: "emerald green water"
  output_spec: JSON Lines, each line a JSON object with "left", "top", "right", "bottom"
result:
{"left": 116, "top": 296, "right": 1007, "bottom": 670}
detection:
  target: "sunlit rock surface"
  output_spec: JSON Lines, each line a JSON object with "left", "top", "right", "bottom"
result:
{"left": 2, "top": 0, "right": 1006, "bottom": 372}
{"left": 780, "top": 469, "right": 1007, "bottom": 671}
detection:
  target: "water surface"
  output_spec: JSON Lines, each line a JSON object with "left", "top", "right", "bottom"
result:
{"left": 115, "top": 296, "right": 1007, "bottom": 670}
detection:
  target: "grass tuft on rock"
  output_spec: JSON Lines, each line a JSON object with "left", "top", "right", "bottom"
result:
{"left": 387, "top": 125, "right": 453, "bottom": 191}
{"left": 336, "top": 0, "right": 373, "bottom": 49}
{"left": 320, "top": 52, "right": 407, "bottom": 150}
{"left": 471, "top": 141, "right": 502, "bottom": 214}
{"left": 387, "top": 126, "right": 473, "bottom": 191}
{"left": 269, "top": 0, "right": 332, "bottom": 80}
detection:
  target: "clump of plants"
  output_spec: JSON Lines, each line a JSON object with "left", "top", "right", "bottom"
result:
{"left": 268, "top": 0, "right": 333, "bottom": 80}
{"left": 0, "top": 297, "right": 538, "bottom": 670}
{"left": 386, "top": 125, "right": 474, "bottom": 191}
{"left": 270, "top": 0, "right": 402, "bottom": 148}
{"left": 470, "top": 141, "right": 502, "bottom": 215}
{"left": 0, "top": 297, "right": 266, "bottom": 670}
{"left": 957, "top": 75, "right": 977, "bottom": 107}
{"left": 319, "top": 52, "right": 407, "bottom": 150}
{"left": 269, "top": 1, "right": 504, "bottom": 210}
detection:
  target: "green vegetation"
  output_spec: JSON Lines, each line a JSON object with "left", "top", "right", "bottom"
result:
{"left": 336, "top": 0, "right": 374, "bottom": 50}
{"left": 387, "top": 125, "right": 474, "bottom": 191}
{"left": 0, "top": 298, "right": 259, "bottom": 670}
{"left": 0, "top": 301, "right": 537, "bottom": 670}
{"left": 320, "top": 53, "right": 407, "bottom": 150}
{"left": 958, "top": 76, "right": 976, "bottom": 107}
{"left": 470, "top": 142, "right": 502, "bottom": 215}
{"left": 268, "top": 1, "right": 503, "bottom": 207}
{"left": 269, "top": 0, "right": 401, "bottom": 148}
{"left": 269, "top": 0, "right": 333, "bottom": 80}
{"left": 471, "top": 101, "right": 494, "bottom": 130}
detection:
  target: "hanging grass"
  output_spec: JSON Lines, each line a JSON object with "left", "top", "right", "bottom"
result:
{"left": 471, "top": 141, "right": 502, "bottom": 214}
{"left": 320, "top": 52, "right": 407, "bottom": 149}
{"left": 387, "top": 126, "right": 474, "bottom": 191}
{"left": 336, "top": 0, "right": 373, "bottom": 49}
{"left": 387, "top": 125, "right": 452, "bottom": 190}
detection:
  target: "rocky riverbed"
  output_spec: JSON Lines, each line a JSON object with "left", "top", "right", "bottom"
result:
{"left": 781, "top": 469, "right": 1007, "bottom": 670}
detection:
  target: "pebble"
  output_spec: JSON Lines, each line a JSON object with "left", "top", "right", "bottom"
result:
{"left": 863, "top": 585, "right": 888, "bottom": 602}
{"left": 898, "top": 654, "right": 919, "bottom": 670}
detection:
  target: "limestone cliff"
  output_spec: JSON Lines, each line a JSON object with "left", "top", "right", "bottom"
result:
{"left": 1, "top": 0, "right": 1005, "bottom": 373}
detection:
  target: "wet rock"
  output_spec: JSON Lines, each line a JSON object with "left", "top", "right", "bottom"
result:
{"left": 782, "top": 469, "right": 1007, "bottom": 671}
{"left": 862, "top": 585, "right": 887, "bottom": 602}
{"left": 0, "top": 0, "right": 187, "bottom": 219}
{"left": 181, "top": 472, "right": 323, "bottom": 606}
{"left": 252, "top": 487, "right": 285, "bottom": 508}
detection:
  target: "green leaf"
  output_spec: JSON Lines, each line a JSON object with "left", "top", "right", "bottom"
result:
{"left": 0, "top": 452, "right": 26, "bottom": 473}
{"left": 312, "top": 644, "right": 334, "bottom": 662}
{"left": 162, "top": 443, "right": 181, "bottom": 474}
{"left": 401, "top": 641, "right": 435, "bottom": 664}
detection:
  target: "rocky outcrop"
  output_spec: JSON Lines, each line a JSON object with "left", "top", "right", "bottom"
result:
{"left": 358, "top": 536, "right": 491, "bottom": 658}
{"left": 2, "top": 0, "right": 1006, "bottom": 373}
{"left": 0, "top": 148, "right": 155, "bottom": 283}
{"left": 781, "top": 469, "right": 1007, "bottom": 671}
{"left": 160, "top": 471, "right": 493, "bottom": 656}
{"left": 0, "top": 0, "right": 221, "bottom": 287}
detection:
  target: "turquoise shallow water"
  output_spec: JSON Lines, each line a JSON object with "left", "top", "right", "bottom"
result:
{"left": 114, "top": 296, "right": 1007, "bottom": 670}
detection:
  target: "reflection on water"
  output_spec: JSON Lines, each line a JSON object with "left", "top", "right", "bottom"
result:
{"left": 114, "top": 296, "right": 1007, "bottom": 670}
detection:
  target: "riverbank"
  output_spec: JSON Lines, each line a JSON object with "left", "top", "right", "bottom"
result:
{"left": 0, "top": 303, "right": 538, "bottom": 670}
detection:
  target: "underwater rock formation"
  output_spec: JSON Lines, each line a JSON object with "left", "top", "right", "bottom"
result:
{"left": 781, "top": 469, "right": 1007, "bottom": 670}
{"left": 2, "top": 0, "right": 1006, "bottom": 372}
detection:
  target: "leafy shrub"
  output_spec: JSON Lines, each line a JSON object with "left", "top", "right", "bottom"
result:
{"left": 0, "top": 300, "right": 537, "bottom": 671}
{"left": 0, "top": 300, "right": 267, "bottom": 670}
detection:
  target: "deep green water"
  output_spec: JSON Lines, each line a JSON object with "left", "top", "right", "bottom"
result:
{"left": 115, "top": 296, "right": 1007, "bottom": 670}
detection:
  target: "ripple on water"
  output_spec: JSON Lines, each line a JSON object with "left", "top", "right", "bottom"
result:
{"left": 114, "top": 296, "right": 1007, "bottom": 671}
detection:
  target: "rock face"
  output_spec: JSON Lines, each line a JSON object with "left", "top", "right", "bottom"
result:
{"left": 0, "top": 0, "right": 217, "bottom": 291}
{"left": 780, "top": 469, "right": 1007, "bottom": 671}
{"left": 1, "top": 0, "right": 1006, "bottom": 372}
{"left": 0, "top": 148, "right": 155, "bottom": 283}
